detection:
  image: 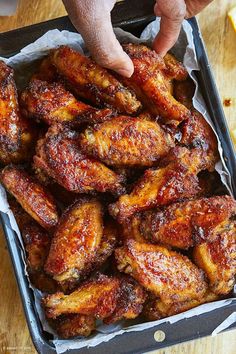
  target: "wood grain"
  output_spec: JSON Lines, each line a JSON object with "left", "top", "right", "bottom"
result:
{"left": 0, "top": 0, "right": 235, "bottom": 353}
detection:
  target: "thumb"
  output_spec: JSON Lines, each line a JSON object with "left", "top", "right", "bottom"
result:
{"left": 153, "top": 0, "right": 186, "bottom": 57}
{"left": 63, "top": 0, "right": 134, "bottom": 77}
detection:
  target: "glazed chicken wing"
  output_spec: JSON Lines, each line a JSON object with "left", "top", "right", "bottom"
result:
{"left": 21, "top": 80, "right": 113, "bottom": 127}
{"left": 1, "top": 165, "right": 59, "bottom": 230}
{"left": 31, "top": 56, "right": 58, "bottom": 82}
{"left": 43, "top": 274, "right": 120, "bottom": 319}
{"left": 163, "top": 53, "right": 188, "bottom": 81}
{"left": 9, "top": 199, "right": 57, "bottom": 293}
{"left": 131, "top": 195, "right": 236, "bottom": 249}
{"left": 50, "top": 46, "right": 142, "bottom": 115}
{"left": 120, "top": 44, "right": 191, "bottom": 124}
{"left": 193, "top": 224, "right": 236, "bottom": 295}
{"left": 115, "top": 240, "right": 207, "bottom": 304}
{"left": 104, "top": 275, "right": 147, "bottom": 324}
{"left": 44, "top": 198, "right": 103, "bottom": 289}
{"left": 109, "top": 147, "right": 209, "bottom": 223}
{"left": 143, "top": 291, "right": 219, "bottom": 321}
{"left": 80, "top": 116, "right": 174, "bottom": 167}
{"left": 0, "top": 61, "right": 36, "bottom": 165}
{"left": 50, "top": 314, "right": 96, "bottom": 339}
{"left": 33, "top": 124, "right": 125, "bottom": 195}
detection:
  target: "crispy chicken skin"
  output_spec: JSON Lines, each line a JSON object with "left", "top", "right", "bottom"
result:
{"left": 21, "top": 79, "right": 113, "bottom": 127}
{"left": 109, "top": 147, "right": 209, "bottom": 223}
{"left": 143, "top": 291, "right": 219, "bottom": 321}
{"left": 1, "top": 165, "right": 59, "bottom": 230}
{"left": 9, "top": 199, "right": 57, "bottom": 293}
{"left": 132, "top": 195, "right": 236, "bottom": 249}
{"left": 193, "top": 225, "right": 236, "bottom": 295}
{"left": 33, "top": 124, "right": 125, "bottom": 195}
{"left": 31, "top": 57, "right": 58, "bottom": 82}
{"left": 174, "top": 78, "right": 195, "bottom": 109}
{"left": 80, "top": 116, "right": 174, "bottom": 167}
{"left": 50, "top": 314, "right": 96, "bottom": 338}
{"left": 163, "top": 53, "right": 188, "bottom": 81}
{"left": 0, "top": 61, "right": 36, "bottom": 165}
{"left": 104, "top": 275, "right": 147, "bottom": 324}
{"left": 120, "top": 44, "right": 191, "bottom": 124}
{"left": 43, "top": 274, "right": 120, "bottom": 319}
{"left": 45, "top": 198, "right": 103, "bottom": 288}
{"left": 50, "top": 46, "right": 142, "bottom": 115}
{"left": 115, "top": 240, "right": 207, "bottom": 304}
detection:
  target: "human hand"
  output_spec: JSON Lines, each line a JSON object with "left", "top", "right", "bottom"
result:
{"left": 62, "top": 0, "right": 134, "bottom": 77}
{"left": 153, "top": 0, "right": 213, "bottom": 56}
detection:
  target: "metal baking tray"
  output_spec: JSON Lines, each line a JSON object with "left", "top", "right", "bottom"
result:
{"left": 1, "top": 0, "right": 236, "bottom": 353}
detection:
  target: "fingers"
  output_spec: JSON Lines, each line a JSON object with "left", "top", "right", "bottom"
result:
{"left": 153, "top": 0, "right": 186, "bottom": 57}
{"left": 63, "top": 0, "right": 134, "bottom": 77}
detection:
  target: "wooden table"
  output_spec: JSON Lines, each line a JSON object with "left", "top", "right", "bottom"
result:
{"left": 0, "top": 1, "right": 235, "bottom": 353}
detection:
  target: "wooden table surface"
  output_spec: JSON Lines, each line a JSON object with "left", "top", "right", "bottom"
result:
{"left": 0, "top": 1, "right": 236, "bottom": 353}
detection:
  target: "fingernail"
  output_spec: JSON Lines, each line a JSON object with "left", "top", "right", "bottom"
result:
{"left": 116, "top": 67, "right": 134, "bottom": 78}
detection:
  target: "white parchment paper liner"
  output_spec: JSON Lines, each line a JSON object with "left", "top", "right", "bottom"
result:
{"left": 0, "top": 18, "right": 235, "bottom": 353}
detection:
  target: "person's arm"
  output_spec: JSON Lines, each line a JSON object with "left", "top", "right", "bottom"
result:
{"left": 63, "top": 0, "right": 213, "bottom": 77}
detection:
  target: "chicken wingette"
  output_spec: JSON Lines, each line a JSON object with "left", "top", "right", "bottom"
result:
{"left": 193, "top": 224, "right": 236, "bottom": 295}
{"left": 109, "top": 147, "right": 211, "bottom": 223}
{"left": 44, "top": 198, "right": 104, "bottom": 289}
{"left": 50, "top": 46, "right": 142, "bottom": 115}
{"left": 33, "top": 124, "right": 125, "bottom": 195}
{"left": 80, "top": 116, "right": 174, "bottom": 167}
{"left": 50, "top": 314, "right": 96, "bottom": 338}
{"left": 115, "top": 240, "right": 207, "bottom": 304}
{"left": 119, "top": 44, "right": 191, "bottom": 124}
{"left": 1, "top": 165, "right": 59, "bottom": 230}
{"left": 0, "top": 61, "right": 36, "bottom": 165}
{"left": 43, "top": 274, "right": 120, "bottom": 319}
{"left": 21, "top": 79, "right": 113, "bottom": 127}
{"left": 127, "top": 195, "right": 236, "bottom": 249}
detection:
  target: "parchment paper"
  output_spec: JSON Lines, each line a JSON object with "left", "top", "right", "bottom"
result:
{"left": 0, "top": 18, "right": 235, "bottom": 353}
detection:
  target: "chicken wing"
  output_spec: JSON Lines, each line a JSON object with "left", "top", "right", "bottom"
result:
{"left": 50, "top": 314, "right": 96, "bottom": 338}
{"left": 31, "top": 56, "right": 58, "bottom": 82}
{"left": 21, "top": 79, "right": 114, "bottom": 127}
{"left": 109, "top": 147, "right": 209, "bottom": 223}
{"left": 115, "top": 240, "right": 207, "bottom": 304}
{"left": 1, "top": 165, "right": 59, "bottom": 230}
{"left": 193, "top": 224, "right": 236, "bottom": 295}
{"left": 143, "top": 291, "right": 219, "bottom": 321}
{"left": 43, "top": 274, "right": 120, "bottom": 319}
{"left": 104, "top": 275, "right": 147, "bottom": 324}
{"left": 44, "top": 198, "right": 103, "bottom": 289}
{"left": 50, "top": 46, "right": 142, "bottom": 115}
{"left": 120, "top": 44, "right": 191, "bottom": 124}
{"left": 33, "top": 124, "right": 125, "bottom": 195}
{"left": 174, "top": 78, "right": 195, "bottom": 109}
{"left": 9, "top": 199, "right": 57, "bottom": 293}
{"left": 80, "top": 116, "right": 174, "bottom": 167}
{"left": 131, "top": 195, "right": 236, "bottom": 249}
{"left": 163, "top": 53, "right": 188, "bottom": 81}
{"left": 0, "top": 61, "right": 36, "bottom": 165}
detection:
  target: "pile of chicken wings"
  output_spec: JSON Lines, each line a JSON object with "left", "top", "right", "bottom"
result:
{"left": 1, "top": 43, "right": 236, "bottom": 339}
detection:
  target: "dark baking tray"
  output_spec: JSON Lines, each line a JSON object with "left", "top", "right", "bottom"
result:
{"left": 1, "top": 0, "right": 236, "bottom": 353}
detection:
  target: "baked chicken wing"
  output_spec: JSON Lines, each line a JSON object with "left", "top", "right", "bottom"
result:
{"left": 0, "top": 61, "right": 36, "bottom": 165}
{"left": 193, "top": 224, "right": 236, "bottom": 295}
{"left": 50, "top": 314, "right": 96, "bottom": 339}
{"left": 80, "top": 116, "right": 174, "bottom": 167}
{"left": 44, "top": 198, "right": 103, "bottom": 289}
{"left": 50, "top": 46, "right": 142, "bottom": 115}
{"left": 120, "top": 44, "right": 191, "bottom": 124}
{"left": 43, "top": 274, "right": 120, "bottom": 319}
{"left": 33, "top": 124, "right": 125, "bottom": 195}
{"left": 109, "top": 147, "right": 209, "bottom": 223}
{"left": 9, "top": 199, "right": 57, "bottom": 293}
{"left": 1, "top": 165, "right": 59, "bottom": 230}
{"left": 143, "top": 291, "right": 219, "bottom": 321}
{"left": 115, "top": 240, "right": 207, "bottom": 304}
{"left": 31, "top": 56, "right": 58, "bottom": 83}
{"left": 104, "top": 275, "right": 147, "bottom": 324}
{"left": 163, "top": 53, "right": 188, "bottom": 81}
{"left": 21, "top": 79, "right": 113, "bottom": 127}
{"left": 130, "top": 195, "right": 236, "bottom": 249}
